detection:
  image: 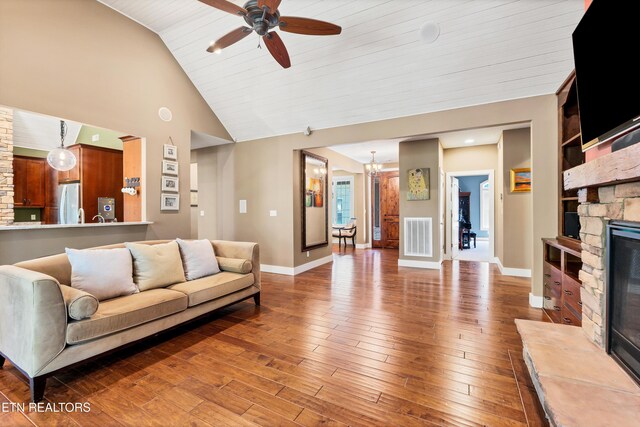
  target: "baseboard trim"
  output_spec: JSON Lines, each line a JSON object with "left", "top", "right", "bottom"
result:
{"left": 260, "top": 264, "right": 295, "bottom": 276}
{"left": 293, "top": 255, "right": 334, "bottom": 275}
{"left": 398, "top": 259, "right": 442, "bottom": 270}
{"left": 495, "top": 258, "right": 532, "bottom": 277}
{"left": 529, "top": 293, "right": 544, "bottom": 308}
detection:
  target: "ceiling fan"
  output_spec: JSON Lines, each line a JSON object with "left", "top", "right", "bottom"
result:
{"left": 199, "top": 0, "right": 342, "bottom": 69}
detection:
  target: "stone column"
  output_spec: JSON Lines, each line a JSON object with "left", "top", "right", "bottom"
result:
{"left": 0, "top": 107, "right": 14, "bottom": 225}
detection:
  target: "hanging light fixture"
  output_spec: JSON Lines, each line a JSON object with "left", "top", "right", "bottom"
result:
{"left": 47, "top": 120, "right": 76, "bottom": 171}
{"left": 365, "top": 151, "right": 382, "bottom": 176}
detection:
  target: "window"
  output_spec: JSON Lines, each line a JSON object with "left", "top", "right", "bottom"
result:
{"left": 332, "top": 176, "right": 354, "bottom": 225}
{"left": 480, "top": 180, "right": 490, "bottom": 231}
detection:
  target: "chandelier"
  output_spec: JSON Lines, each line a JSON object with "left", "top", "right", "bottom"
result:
{"left": 365, "top": 151, "right": 382, "bottom": 176}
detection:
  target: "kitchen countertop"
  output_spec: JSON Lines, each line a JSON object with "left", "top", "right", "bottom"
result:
{"left": 0, "top": 221, "right": 153, "bottom": 231}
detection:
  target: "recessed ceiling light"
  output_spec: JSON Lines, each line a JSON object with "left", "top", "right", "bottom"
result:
{"left": 464, "top": 139, "right": 475, "bottom": 144}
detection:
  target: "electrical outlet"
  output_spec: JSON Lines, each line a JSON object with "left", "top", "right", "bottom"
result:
{"left": 30, "top": 214, "right": 36, "bottom": 220}
{"left": 200, "top": 210, "right": 205, "bottom": 217}
{"left": 306, "top": 251, "right": 310, "bottom": 258}
{"left": 270, "top": 210, "right": 277, "bottom": 217}
{"left": 92, "top": 134, "right": 100, "bottom": 142}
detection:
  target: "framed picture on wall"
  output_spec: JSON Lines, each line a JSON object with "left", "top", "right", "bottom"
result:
{"left": 510, "top": 168, "right": 531, "bottom": 192}
{"left": 161, "top": 176, "right": 179, "bottom": 192}
{"left": 161, "top": 193, "right": 180, "bottom": 211}
{"left": 162, "top": 160, "right": 179, "bottom": 175}
{"left": 163, "top": 144, "right": 177, "bottom": 160}
{"left": 407, "top": 168, "right": 430, "bottom": 200}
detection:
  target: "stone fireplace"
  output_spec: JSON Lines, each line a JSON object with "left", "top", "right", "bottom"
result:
{"left": 577, "top": 182, "right": 640, "bottom": 349}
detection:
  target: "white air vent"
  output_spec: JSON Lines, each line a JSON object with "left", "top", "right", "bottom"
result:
{"left": 404, "top": 217, "right": 433, "bottom": 257}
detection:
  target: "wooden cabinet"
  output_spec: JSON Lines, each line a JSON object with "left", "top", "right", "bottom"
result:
{"left": 542, "top": 238, "right": 582, "bottom": 326}
{"left": 13, "top": 156, "right": 45, "bottom": 207}
{"left": 58, "top": 144, "right": 123, "bottom": 222}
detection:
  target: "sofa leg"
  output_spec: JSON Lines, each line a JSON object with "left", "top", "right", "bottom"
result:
{"left": 0, "top": 355, "right": 5, "bottom": 368}
{"left": 253, "top": 292, "right": 261, "bottom": 306}
{"left": 30, "top": 376, "right": 46, "bottom": 403}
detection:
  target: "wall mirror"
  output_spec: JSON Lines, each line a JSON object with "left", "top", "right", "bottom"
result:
{"left": 0, "top": 105, "right": 144, "bottom": 227}
{"left": 301, "top": 150, "right": 329, "bottom": 251}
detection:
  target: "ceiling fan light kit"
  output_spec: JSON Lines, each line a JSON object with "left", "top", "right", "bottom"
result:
{"left": 200, "top": 0, "right": 342, "bottom": 69}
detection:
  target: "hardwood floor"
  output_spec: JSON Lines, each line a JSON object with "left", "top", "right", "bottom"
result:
{"left": 0, "top": 247, "right": 549, "bottom": 426}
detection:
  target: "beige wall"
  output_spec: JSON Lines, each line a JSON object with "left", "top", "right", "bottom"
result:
{"left": 399, "top": 139, "right": 441, "bottom": 263}
{"left": 502, "top": 128, "right": 532, "bottom": 270}
{"left": 230, "top": 95, "right": 556, "bottom": 299}
{"left": 191, "top": 144, "right": 235, "bottom": 241}
{"left": 0, "top": 0, "right": 229, "bottom": 263}
{"left": 496, "top": 135, "right": 505, "bottom": 262}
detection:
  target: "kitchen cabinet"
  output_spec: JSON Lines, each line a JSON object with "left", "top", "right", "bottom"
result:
{"left": 13, "top": 156, "right": 45, "bottom": 207}
{"left": 58, "top": 144, "right": 123, "bottom": 222}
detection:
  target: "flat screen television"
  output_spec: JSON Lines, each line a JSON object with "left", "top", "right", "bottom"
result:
{"left": 572, "top": 1, "right": 640, "bottom": 151}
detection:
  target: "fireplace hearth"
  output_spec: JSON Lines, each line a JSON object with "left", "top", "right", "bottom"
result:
{"left": 607, "top": 221, "right": 640, "bottom": 384}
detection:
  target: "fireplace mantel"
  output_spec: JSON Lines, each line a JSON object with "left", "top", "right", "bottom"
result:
{"left": 564, "top": 143, "right": 640, "bottom": 190}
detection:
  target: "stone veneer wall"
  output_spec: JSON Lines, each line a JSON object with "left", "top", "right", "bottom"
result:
{"left": 578, "top": 182, "right": 640, "bottom": 348}
{"left": 0, "top": 107, "right": 13, "bottom": 225}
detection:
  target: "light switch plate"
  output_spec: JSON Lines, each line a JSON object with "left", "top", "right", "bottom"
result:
{"left": 239, "top": 200, "right": 247, "bottom": 214}
{"left": 200, "top": 210, "right": 205, "bottom": 217}
{"left": 92, "top": 134, "right": 100, "bottom": 142}
{"left": 30, "top": 214, "right": 36, "bottom": 220}
{"left": 269, "top": 210, "right": 277, "bottom": 217}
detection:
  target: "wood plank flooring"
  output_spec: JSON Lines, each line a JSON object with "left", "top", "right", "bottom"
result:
{"left": 0, "top": 247, "right": 549, "bottom": 426}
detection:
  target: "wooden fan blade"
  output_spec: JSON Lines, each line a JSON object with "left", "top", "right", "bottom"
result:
{"left": 207, "top": 27, "right": 252, "bottom": 53}
{"left": 257, "top": 0, "right": 282, "bottom": 12}
{"left": 263, "top": 32, "right": 291, "bottom": 69}
{"left": 198, "top": 0, "right": 246, "bottom": 16}
{"left": 279, "top": 16, "right": 342, "bottom": 36}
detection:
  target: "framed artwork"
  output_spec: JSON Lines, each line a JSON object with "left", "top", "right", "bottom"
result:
{"left": 163, "top": 144, "right": 177, "bottom": 160}
{"left": 510, "top": 168, "right": 531, "bottom": 192}
{"left": 162, "top": 160, "right": 179, "bottom": 175}
{"left": 160, "top": 193, "right": 179, "bottom": 211}
{"left": 161, "top": 176, "right": 179, "bottom": 192}
{"left": 407, "top": 168, "right": 430, "bottom": 200}
{"left": 306, "top": 177, "right": 324, "bottom": 207}
{"left": 190, "top": 190, "right": 198, "bottom": 207}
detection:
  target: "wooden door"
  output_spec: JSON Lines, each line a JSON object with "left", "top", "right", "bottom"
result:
{"left": 13, "top": 157, "right": 27, "bottom": 207}
{"left": 26, "top": 159, "right": 45, "bottom": 207}
{"left": 372, "top": 171, "right": 400, "bottom": 248}
{"left": 451, "top": 177, "right": 460, "bottom": 258}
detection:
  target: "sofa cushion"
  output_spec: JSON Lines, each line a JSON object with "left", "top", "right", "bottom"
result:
{"left": 216, "top": 257, "right": 252, "bottom": 274}
{"left": 168, "top": 272, "right": 254, "bottom": 307}
{"left": 65, "top": 247, "right": 138, "bottom": 301}
{"left": 176, "top": 238, "right": 220, "bottom": 280}
{"left": 66, "top": 289, "right": 187, "bottom": 345}
{"left": 126, "top": 241, "right": 185, "bottom": 291}
{"left": 60, "top": 286, "right": 99, "bottom": 320}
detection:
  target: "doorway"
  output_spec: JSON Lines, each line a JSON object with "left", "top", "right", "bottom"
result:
{"left": 446, "top": 170, "right": 495, "bottom": 262}
{"left": 372, "top": 171, "right": 400, "bottom": 248}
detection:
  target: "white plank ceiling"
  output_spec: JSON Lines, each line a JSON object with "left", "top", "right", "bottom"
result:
{"left": 98, "top": 0, "right": 584, "bottom": 142}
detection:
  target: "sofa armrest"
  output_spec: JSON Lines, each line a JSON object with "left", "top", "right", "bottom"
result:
{"left": 211, "top": 241, "right": 260, "bottom": 290}
{"left": 0, "top": 266, "right": 67, "bottom": 377}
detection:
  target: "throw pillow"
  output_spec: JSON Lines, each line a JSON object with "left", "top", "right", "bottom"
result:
{"left": 176, "top": 238, "right": 220, "bottom": 280}
{"left": 65, "top": 247, "right": 138, "bottom": 301}
{"left": 216, "top": 257, "right": 252, "bottom": 274}
{"left": 60, "top": 285, "right": 99, "bottom": 320}
{"left": 126, "top": 241, "right": 186, "bottom": 290}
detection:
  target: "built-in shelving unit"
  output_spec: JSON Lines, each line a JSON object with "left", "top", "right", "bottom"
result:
{"left": 557, "top": 71, "right": 586, "bottom": 239}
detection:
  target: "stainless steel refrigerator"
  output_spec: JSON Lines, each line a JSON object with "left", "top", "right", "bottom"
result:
{"left": 59, "top": 183, "right": 81, "bottom": 224}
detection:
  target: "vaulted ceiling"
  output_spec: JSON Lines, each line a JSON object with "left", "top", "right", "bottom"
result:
{"left": 99, "top": 0, "right": 583, "bottom": 142}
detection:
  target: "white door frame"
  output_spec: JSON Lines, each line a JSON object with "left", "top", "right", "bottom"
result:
{"left": 444, "top": 169, "right": 495, "bottom": 261}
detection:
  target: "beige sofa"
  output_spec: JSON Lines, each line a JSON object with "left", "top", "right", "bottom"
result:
{"left": 0, "top": 240, "right": 260, "bottom": 402}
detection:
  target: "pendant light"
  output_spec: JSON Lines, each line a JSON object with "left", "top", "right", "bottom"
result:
{"left": 47, "top": 120, "right": 76, "bottom": 171}
{"left": 365, "top": 151, "right": 382, "bottom": 176}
